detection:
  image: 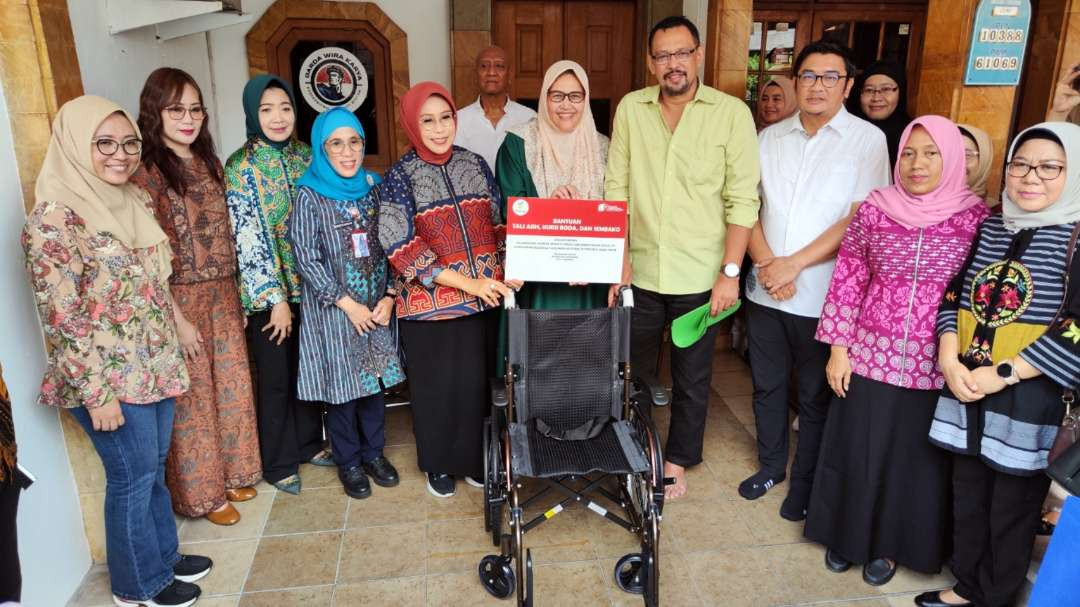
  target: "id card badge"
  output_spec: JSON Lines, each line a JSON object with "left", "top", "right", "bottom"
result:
{"left": 351, "top": 229, "right": 370, "bottom": 258}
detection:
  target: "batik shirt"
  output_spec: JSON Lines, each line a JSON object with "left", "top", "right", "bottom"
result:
{"left": 224, "top": 138, "right": 311, "bottom": 314}
{"left": 22, "top": 201, "right": 190, "bottom": 409}
{"left": 131, "top": 157, "right": 238, "bottom": 284}
{"left": 378, "top": 147, "right": 506, "bottom": 320}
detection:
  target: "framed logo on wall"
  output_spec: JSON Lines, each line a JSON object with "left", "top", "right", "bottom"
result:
{"left": 298, "top": 46, "right": 369, "bottom": 112}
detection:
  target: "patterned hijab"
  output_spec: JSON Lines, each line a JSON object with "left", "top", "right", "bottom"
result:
{"left": 297, "top": 107, "right": 380, "bottom": 200}
{"left": 515, "top": 60, "right": 606, "bottom": 199}
{"left": 35, "top": 95, "right": 172, "bottom": 276}
{"left": 399, "top": 81, "right": 457, "bottom": 166}
{"left": 864, "top": 115, "right": 983, "bottom": 229}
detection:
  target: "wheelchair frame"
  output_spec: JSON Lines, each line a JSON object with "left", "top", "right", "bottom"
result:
{"left": 478, "top": 287, "right": 670, "bottom": 606}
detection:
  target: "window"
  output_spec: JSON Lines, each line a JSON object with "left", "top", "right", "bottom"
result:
{"left": 747, "top": 20, "right": 798, "bottom": 114}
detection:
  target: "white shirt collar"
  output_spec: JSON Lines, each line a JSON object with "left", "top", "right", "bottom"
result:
{"left": 784, "top": 106, "right": 853, "bottom": 136}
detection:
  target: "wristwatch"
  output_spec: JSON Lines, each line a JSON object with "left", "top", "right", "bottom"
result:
{"left": 996, "top": 360, "right": 1021, "bottom": 385}
{"left": 722, "top": 262, "right": 741, "bottom": 279}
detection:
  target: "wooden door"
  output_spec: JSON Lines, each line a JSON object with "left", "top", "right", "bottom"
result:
{"left": 494, "top": 0, "right": 636, "bottom": 134}
{"left": 564, "top": 1, "right": 635, "bottom": 133}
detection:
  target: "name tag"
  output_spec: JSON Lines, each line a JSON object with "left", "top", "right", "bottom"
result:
{"left": 351, "top": 230, "right": 370, "bottom": 258}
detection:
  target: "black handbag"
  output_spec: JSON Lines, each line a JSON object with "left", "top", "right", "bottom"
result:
{"left": 1047, "top": 400, "right": 1080, "bottom": 495}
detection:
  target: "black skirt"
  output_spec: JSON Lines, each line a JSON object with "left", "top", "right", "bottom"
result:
{"left": 399, "top": 310, "right": 497, "bottom": 478}
{"left": 804, "top": 374, "right": 951, "bottom": 573}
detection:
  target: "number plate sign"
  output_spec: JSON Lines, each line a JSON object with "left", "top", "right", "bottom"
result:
{"left": 964, "top": 0, "right": 1032, "bottom": 86}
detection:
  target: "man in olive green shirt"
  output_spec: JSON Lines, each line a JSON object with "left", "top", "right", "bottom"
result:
{"left": 605, "top": 16, "right": 760, "bottom": 500}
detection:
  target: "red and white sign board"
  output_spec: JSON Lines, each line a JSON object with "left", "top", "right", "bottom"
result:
{"left": 504, "top": 197, "right": 627, "bottom": 284}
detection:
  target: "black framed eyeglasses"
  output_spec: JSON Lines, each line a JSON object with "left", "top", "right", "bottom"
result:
{"left": 1007, "top": 160, "right": 1064, "bottom": 181}
{"left": 93, "top": 138, "right": 142, "bottom": 156}
{"left": 650, "top": 46, "right": 698, "bottom": 65}
{"left": 165, "top": 105, "right": 206, "bottom": 121}
{"left": 797, "top": 71, "right": 849, "bottom": 89}
{"left": 547, "top": 91, "right": 586, "bottom": 104}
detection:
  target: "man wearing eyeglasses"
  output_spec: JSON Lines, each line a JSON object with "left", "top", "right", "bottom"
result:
{"left": 456, "top": 46, "right": 536, "bottom": 171}
{"left": 605, "top": 15, "right": 761, "bottom": 500}
{"left": 739, "top": 40, "right": 890, "bottom": 521}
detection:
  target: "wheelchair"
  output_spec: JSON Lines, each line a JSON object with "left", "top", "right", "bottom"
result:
{"left": 478, "top": 287, "right": 670, "bottom": 606}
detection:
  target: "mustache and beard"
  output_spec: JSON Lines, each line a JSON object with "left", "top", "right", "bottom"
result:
{"left": 660, "top": 66, "right": 693, "bottom": 96}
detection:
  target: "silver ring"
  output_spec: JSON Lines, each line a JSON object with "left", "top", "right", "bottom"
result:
{"left": 489, "top": 283, "right": 496, "bottom": 290}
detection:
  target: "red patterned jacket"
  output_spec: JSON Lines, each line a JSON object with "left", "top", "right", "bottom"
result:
{"left": 378, "top": 147, "right": 505, "bottom": 320}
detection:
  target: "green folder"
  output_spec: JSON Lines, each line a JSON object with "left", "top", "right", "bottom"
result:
{"left": 670, "top": 300, "right": 742, "bottom": 348}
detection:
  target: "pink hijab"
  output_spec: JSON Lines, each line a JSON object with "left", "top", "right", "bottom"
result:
{"left": 864, "top": 115, "right": 983, "bottom": 229}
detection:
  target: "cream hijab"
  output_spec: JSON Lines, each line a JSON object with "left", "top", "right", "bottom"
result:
{"left": 1002, "top": 122, "right": 1080, "bottom": 232}
{"left": 958, "top": 123, "right": 993, "bottom": 201}
{"left": 35, "top": 96, "right": 171, "bottom": 275}
{"left": 515, "top": 60, "right": 606, "bottom": 199}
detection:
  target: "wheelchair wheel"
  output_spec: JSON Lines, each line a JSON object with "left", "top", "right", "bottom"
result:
{"left": 478, "top": 554, "right": 515, "bottom": 599}
{"left": 614, "top": 553, "right": 646, "bottom": 594}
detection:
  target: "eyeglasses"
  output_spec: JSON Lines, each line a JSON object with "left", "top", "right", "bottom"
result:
{"left": 325, "top": 137, "right": 363, "bottom": 156}
{"left": 650, "top": 47, "right": 698, "bottom": 65}
{"left": 92, "top": 138, "right": 142, "bottom": 156}
{"left": 419, "top": 113, "right": 455, "bottom": 132}
{"left": 164, "top": 105, "right": 206, "bottom": 121}
{"left": 548, "top": 90, "right": 586, "bottom": 104}
{"left": 964, "top": 150, "right": 980, "bottom": 159}
{"left": 797, "top": 71, "right": 849, "bottom": 88}
{"left": 860, "top": 85, "right": 899, "bottom": 97}
{"left": 1007, "top": 160, "right": 1064, "bottom": 180}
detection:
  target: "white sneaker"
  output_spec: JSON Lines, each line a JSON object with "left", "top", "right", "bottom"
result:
{"left": 464, "top": 475, "right": 484, "bottom": 488}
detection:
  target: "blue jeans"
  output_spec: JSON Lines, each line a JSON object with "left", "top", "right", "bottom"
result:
{"left": 69, "top": 399, "right": 180, "bottom": 601}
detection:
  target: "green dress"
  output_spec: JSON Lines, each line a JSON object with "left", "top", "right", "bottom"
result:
{"left": 495, "top": 132, "right": 609, "bottom": 310}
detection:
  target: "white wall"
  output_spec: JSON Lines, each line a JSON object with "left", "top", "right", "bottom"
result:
{"left": 0, "top": 82, "right": 92, "bottom": 605}
{"left": 68, "top": 0, "right": 451, "bottom": 157}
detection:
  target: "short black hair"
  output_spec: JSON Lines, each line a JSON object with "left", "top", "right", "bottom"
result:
{"left": 648, "top": 16, "right": 700, "bottom": 53}
{"left": 793, "top": 40, "right": 856, "bottom": 78}
{"left": 326, "top": 66, "right": 344, "bottom": 77}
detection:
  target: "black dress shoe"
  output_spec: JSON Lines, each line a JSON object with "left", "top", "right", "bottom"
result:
{"left": 363, "top": 456, "right": 400, "bottom": 487}
{"left": 862, "top": 558, "right": 897, "bottom": 586}
{"left": 339, "top": 465, "right": 372, "bottom": 499}
{"left": 913, "top": 590, "right": 974, "bottom": 607}
{"left": 824, "top": 548, "right": 851, "bottom": 573}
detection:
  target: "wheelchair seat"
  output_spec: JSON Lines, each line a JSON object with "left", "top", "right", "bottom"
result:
{"left": 509, "top": 418, "right": 650, "bottom": 477}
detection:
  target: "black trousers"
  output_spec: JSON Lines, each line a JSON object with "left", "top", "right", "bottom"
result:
{"left": 951, "top": 453, "right": 1050, "bottom": 607}
{"left": 0, "top": 468, "right": 28, "bottom": 602}
{"left": 326, "top": 393, "right": 386, "bottom": 469}
{"left": 631, "top": 286, "right": 718, "bottom": 467}
{"left": 746, "top": 301, "right": 831, "bottom": 491}
{"left": 247, "top": 303, "right": 325, "bottom": 483}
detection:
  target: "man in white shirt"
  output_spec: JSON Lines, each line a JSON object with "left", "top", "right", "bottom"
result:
{"left": 739, "top": 40, "right": 891, "bottom": 522}
{"left": 454, "top": 46, "right": 536, "bottom": 170}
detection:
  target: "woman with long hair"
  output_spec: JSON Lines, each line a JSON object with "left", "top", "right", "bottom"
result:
{"left": 24, "top": 94, "right": 209, "bottom": 607}
{"left": 224, "top": 75, "right": 330, "bottom": 495}
{"left": 131, "top": 68, "right": 261, "bottom": 525}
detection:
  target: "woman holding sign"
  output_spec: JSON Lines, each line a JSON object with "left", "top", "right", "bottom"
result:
{"left": 379, "top": 82, "right": 510, "bottom": 498}
{"left": 494, "top": 59, "right": 610, "bottom": 310}
{"left": 289, "top": 108, "right": 405, "bottom": 500}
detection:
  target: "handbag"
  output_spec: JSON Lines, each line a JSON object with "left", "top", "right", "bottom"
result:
{"left": 1046, "top": 222, "right": 1080, "bottom": 495}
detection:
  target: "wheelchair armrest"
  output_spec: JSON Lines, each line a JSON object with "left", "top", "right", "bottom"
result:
{"left": 491, "top": 378, "right": 509, "bottom": 408}
{"left": 633, "top": 373, "right": 669, "bottom": 407}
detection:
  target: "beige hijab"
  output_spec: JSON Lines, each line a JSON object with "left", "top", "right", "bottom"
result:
{"left": 756, "top": 76, "right": 797, "bottom": 130}
{"left": 35, "top": 95, "right": 171, "bottom": 274}
{"left": 958, "top": 123, "right": 994, "bottom": 202}
{"left": 516, "top": 60, "right": 607, "bottom": 198}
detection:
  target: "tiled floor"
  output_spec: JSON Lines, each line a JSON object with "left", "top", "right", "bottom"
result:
{"left": 67, "top": 349, "right": 957, "bottom": 607}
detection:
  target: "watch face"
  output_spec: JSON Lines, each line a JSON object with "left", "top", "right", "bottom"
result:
{"left": 996, "top": 363, "right": 1013, "bottom": 379}
{"left": 724, "top": 263, "right": 740, "bottom": 278}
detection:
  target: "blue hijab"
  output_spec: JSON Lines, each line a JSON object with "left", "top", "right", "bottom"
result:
{"left": 297, "top": 107, "right": 380, "bottom": 200}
